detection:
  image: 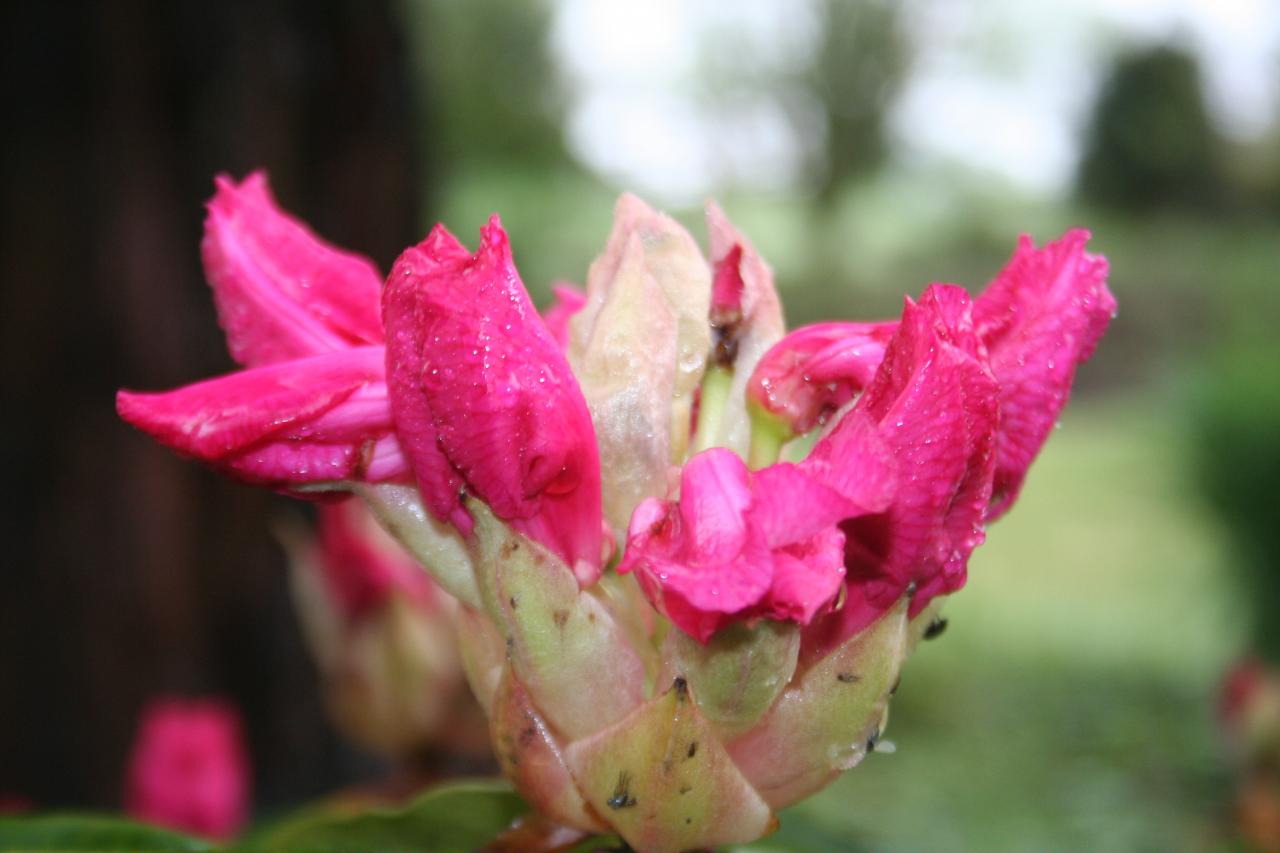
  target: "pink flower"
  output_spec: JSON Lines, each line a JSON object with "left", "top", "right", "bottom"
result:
{"left": 747, "top": 321, "right": 896, "bottom": 436}
{"left": 117, "top": 347, "right": 405, "bottom": 489}
{"left": 750, "top": 230, "right": 1115, "bottom": 518}
{"left": 202, "top": 172, "right": 384, "bottom": 366}
{"left": 972, "top": 229, "right": 1115, "bottom": 518}
{"left": 117, "top": 173, "right": 407, "bottom": 492}
{"left": 382, "top": 218, "right": 603, "bottom": 581}
{"left": 124, "top": 698, "right": 250, "bottom": 840}
{"left": 805, "top": 285, "right": 999, "bottom": 653}
{"left": 619, "top": 414, "right": 895, "bottom": 643}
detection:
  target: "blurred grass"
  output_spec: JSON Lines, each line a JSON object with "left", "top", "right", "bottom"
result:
{"left": 768, "top": 396, "right": 1242, "bottom": 852}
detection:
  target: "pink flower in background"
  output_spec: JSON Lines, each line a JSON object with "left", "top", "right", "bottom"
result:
{"left": 124, "top": 698, "right": 250, "bottom": 840}
{"left": 287, "top": 498, "right": 468, "bottom": 757}
{"left": 315, "top": 498, "right": 435, "bottom": 621}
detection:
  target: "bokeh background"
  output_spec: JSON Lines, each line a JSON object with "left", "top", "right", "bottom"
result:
{"left": 3, "top": 1, "right": 1278, "bottom": 849}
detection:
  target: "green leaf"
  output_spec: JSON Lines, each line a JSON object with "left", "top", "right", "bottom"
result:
{"left": 0, "top": 813, "right": 213, "bottom": 851}
{"left": 248, "top": 780, "right": 527, "bottom": 853}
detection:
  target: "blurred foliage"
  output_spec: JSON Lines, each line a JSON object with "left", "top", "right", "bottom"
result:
{"left": 1078, "top": 45, "right": 1222, "bottom": 212}
{"left": 403, "top": 0, "right": 567, "bottom": 171}
{"left": 1194, "top": 349, "right": 1280, "bottom": 662}
{"left": 812, "top": 0, "right": 909, "bottom": 198}
{"left": 0, "top": 814, "right": 210, "bottom": 851}
{"left": 249, "top": 780, "right": 526, "bottom": 853}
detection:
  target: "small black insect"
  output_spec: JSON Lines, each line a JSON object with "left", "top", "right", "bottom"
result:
{"left": 836, "top": 672, "right": 860, "bottom": 684}
{"left": 923, "top": 616, "right": 948, "bottom": 640}
{"left": 866, "top": 728, "right": 881, "bottom": 752}
{"left": 607, "top": 770, "right": 637, "bottom": 810}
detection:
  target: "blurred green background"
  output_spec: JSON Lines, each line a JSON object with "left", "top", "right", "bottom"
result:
{"left": 407, "top": 2, "right": 1277, "bottom": 849}
{"left": 3, "top": 1, "right": 1277, "bottom": 849}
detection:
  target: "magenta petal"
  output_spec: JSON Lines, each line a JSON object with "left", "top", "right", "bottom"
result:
{"left": 762, "top": 527, "right": 846, "bottom": 625}
{"left": 619, "top": 449, "right": 868, "bottom": 642}
{"left": 748, "top": 321, "right": 896, "bottom": 435}
{"left": 117, "top": 348, "right": 382, "bottom": 458}
{"left": 118, "top": 347, "right": 396, "bottom": 487}
{"left": 711, "top": 244, "right": 746, "bottom": 318}
{"left": 809, "top": 285, "right": 998, "bottom": 649}
{"left": 619, "top": 453, "right": 772, "bottom": 641}
{"left": 383, "top": 224, "right": 471, "bottom": 531}
{"left": 383, "top": 217, "right": 603, "bottom": 576}
{"left": 202, "top": 172, "right": 384, "bottom": 366}
{"left": 973, "top": 229, "right": 1116, "bottom": 518}
{"left": 852, "top": 286, "right": 997, "bottom": 600}
{"left": 541, "top": 283, "right": 587, "bottom": 350}
{"left": 677, "top": 449, "right": 755, "bottom": 562}
{"left": 800, "top": 409, "right": 898, "bottom": 518}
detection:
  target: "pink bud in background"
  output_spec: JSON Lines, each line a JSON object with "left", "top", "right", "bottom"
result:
{"left": 124, "top": 698, "right": 250, "bottom": 840}
{"left": 315, "top": 498, "right": 434, "bottom": 621}
{"left": 287, "top": 499, "right": 469, "bottom": 758}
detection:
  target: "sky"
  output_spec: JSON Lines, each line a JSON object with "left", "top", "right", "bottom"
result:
{"left": 550, "top": 0, "right": 1280, "bottom": 202}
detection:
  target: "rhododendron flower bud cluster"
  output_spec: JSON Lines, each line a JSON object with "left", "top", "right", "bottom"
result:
{"left": 118, "top": 173, "right": 1114, "bottom": 851}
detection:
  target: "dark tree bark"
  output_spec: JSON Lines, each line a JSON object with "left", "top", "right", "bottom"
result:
{"left": 0, "top": 0, "right": 430, "bottom": 810}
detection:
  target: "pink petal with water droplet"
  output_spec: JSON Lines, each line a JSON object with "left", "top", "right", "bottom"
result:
{"left": 383, "top": 218, "right": 602, "bottom": 578}
{"left": 619, "top": 446, "right": 890, "bottom": 642}
{"left": 117, "top": 346, "right": 402, "bottom": 487}
{"left": 748, "top": 321, "right": 896, "bottom": 435}
{"left": 807, "top": 285, "right": 998, "bottom": 649}
{"left": 202, "top": 172, "right": 384, "bottom": 367}
{"left": 973, "top": 229, "right": 1115, "bottom": 519}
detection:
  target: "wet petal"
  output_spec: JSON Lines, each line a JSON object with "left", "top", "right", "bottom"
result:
{"left": 748, "top": 321, "right": 896, "bottom": 437}
{"left": 384, "top": 217, "right": 603, "bottom": 577}
{"left": 571, "top": 194, "right": 711, "bottom": 463}
{"left": 810, "top": 285, "right": 998, "bottom": 647}
{"left": 973, "top": 229, "right": 1115, "bottom": 518}
{"left": 117, "top": 347, "right": 384, "bottom": 461}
